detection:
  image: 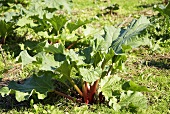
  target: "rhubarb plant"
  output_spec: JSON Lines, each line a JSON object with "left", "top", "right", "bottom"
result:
{"left": 0, "top": 14, "right": 151, "bottom": 111}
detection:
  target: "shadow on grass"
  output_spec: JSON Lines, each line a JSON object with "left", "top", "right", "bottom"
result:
{"left": 0, "top": 92, "right": 62, "bottom": 112}
{"left": 143, "top": 58, "right": 170, "bottom": 69}
{"left": 136, "top": 2, "right": 162, "bottom": 8}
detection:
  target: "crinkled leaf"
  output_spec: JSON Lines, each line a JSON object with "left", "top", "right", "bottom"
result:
{"left": 16, "top": 50, "right": 36, "bottom": 68}
{"left": 99, "top": 75, "right": 121, "bottom": 100}
{"left": 46, "top": 15, "right": 67, "bottom": 33}
{"left": 66, "top": 49, "right": 85, "bottom": 66}
{"left": 2, "top": 11, "right": 20, "bottom": 22}
{"left": 17, "top": 17, "right": 36, "bottom": 27}
{"left": 24, "top": 1, "right": 46, "bottom": 18}
{"left": 35, "top": 52, "right": 59, "bottom": 71}
{"left": 102, "top": 26, "right": 120, "bottom": 50}
{"left": 8, "top": 74, "right": 54, "bottom": 102}
{"left": 79, "top": 67, "right": 102, "bottom": 83}
{"left": 44, "top": 42, "right": 65, "bottom": 54}
{"left": 111, "top": 16, "right": 150, "bottom": 54}
{"left": 67, "top": 19, "right": 91, "bottom": 33}
{"left": 119, "top": 91, "right": 148, "bottom": 109}
{"left": 122, "top": 81, "right": 150, "bottom": 92}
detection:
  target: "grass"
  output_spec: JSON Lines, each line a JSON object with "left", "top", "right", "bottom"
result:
{"left": 72, "top": 0, "right": 161, "bottom": 26}
{"left": 123, "top": 47, "right": 170, "bottom": 113}
{"left": 0, "top": 0, "right": 170, "bottom": 113}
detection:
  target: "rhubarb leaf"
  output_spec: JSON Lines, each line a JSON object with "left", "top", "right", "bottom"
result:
{"left": 16, "top": 50, "right": 36, "bottom": 68}
{"left": 111, "top": 16, "right": 150, "bottom": 53}
{"left": 99, "top": 75, "right": 121, "bottom": 100}
{"left": 35, "top": 52, "right": 60, "bottom": 71}
{"left": 7, "top": 74, "right": 54, "bottom": 102}
{"left": 119, "top": 91, "right": 148, "bottom": 109}
{"left": 79, "top": 67, "right": 102, "bottom": 83}
{"left": 67, "top": 19, "right": 91, "bottom": 33}
{"left": 122, "top": 81, "right": 150, "bottom": 92}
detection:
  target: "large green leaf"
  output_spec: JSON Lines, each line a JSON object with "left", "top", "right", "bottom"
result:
{"left": 111, "top": 16, "right": 150, "bottom": 54}
{"left": 0, "top": 74, "right": 54, "bottom": 102}
{"left": 8, "top": 74, "right": 54, "bottom": 93}
{"left": 24, "top": 0, "right": 46, "bottom": 18}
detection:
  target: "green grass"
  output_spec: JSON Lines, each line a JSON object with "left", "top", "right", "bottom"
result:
{"left": 0, "top": 0, "right": 170, "bottom": 113}
{"left": 72, "top": 0, "right": 161, "bottom": 26}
